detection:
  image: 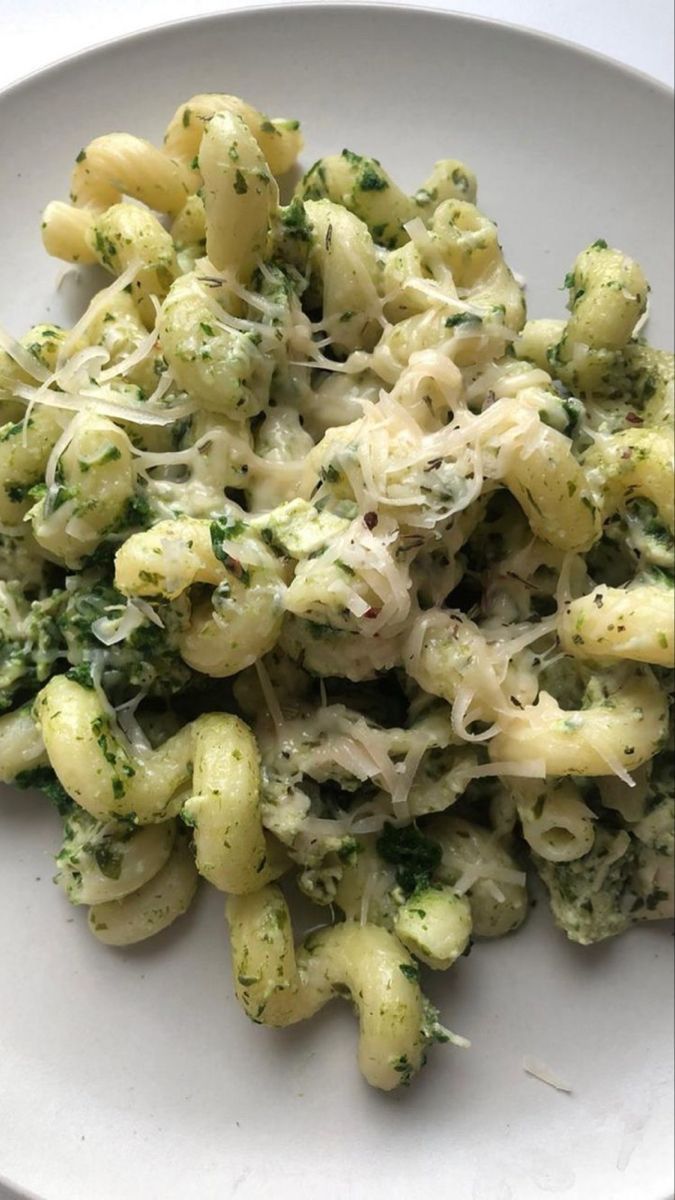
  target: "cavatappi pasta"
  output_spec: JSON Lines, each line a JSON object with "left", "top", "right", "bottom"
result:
{"left": 0, "top": 93, "right": 673, "bottom": 1092}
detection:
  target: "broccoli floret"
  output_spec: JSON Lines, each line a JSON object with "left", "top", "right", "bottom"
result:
{"left": 376, "top": 822, "right": 442, "bottom": 897}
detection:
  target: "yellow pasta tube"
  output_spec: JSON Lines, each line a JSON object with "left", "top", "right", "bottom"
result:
{"left": 297, "top": 152, "right": 477, "bottom": 248}
{"left": 0, "top": 408, "right": 67, "bottom": 525}
{"left": 491, "top": 668, "right": 667, "bottom": 776}
{"left": 41, "top": 201, "right": 97, "bottom": 264}
{"left": 36, "top": 675, "right": 194, "bottom": 821}
{"left": 183, "top": 714, "right": 287, "bottom": 893}
{"left": 298, "top": 150, "right": 414, "bottom": 248}
{"left": 199, "top": 110, "right": 278, "bottom": 280}
{"left": 226, "top": 884, "right": 430, "bottom": 1090}
{"left": 559, "top": 583, "right": 675, "bottom": 667}
{"left": 70, "top": 133, "right": 191, "bottom": 215}
{"left": 0, "top": 324, "right": 65, "bottom": 398}
{"left": 170, "top": 194, "right": 206, "bottom": 271}
{"left": 87, "top": 204, "right": 177, "bottom": 325}
{"left": 88, "top": 833, "right": 198, "bottom": 945}
{"left": 157, "top": 270, "right": 270, "bottom": 417}
{"left": 565, "top": 243, "right": 648, "bottom": 351}
{"left": 56, "top": 813, "right": 176, "bottom": 905}
{"left": 304, "top": 199, "right": 382, "bottom": 353}
{"left": 394, "top": 887, "right": 473, "bottom": 969}
{"left": 404, "top": 610, "right": 507, "bottom": 724}
{"left": 431, "top": 199, "right": 526, "bottom": 330}
{"left": 30, "top": 413, "right": 135, "bottom": 568}
{"left": 413, "top": 159, "right": 478, "bottom": 210}
{"left": 35, "top": 677, "right": 284, "bottom": 894}
{"left": 585, "top": 428, "right": 674, "bottom": 531}
{"left": 0, "top": 706, "right": 47, "bottom": 782}
{"left": 496, "top": 399, "right": 600, "bottom": 551}
{"left": 115, "top": 516, "right": 285, "bottom": 677}
{"left": 512, "top": 779, "right": 596, "bottom": 863}
{"left": 164, "top": 94, "right": 303, "bottom": 178}
{"left": 514, "top": 319, "right": 565, "bottom": 371}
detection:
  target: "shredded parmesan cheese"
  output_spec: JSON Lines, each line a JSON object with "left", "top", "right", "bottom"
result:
{"left": 92, "top": 601, "right": 146, "bottom": 646}
{"left": 254, "top": 658, "right": 285, "bottom": 734}
{"left": 522, "top": 1057, "right": 573, "bottom": 1094}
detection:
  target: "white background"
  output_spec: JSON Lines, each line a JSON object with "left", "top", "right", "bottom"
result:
{"left": 0, "top": 0, "right": 673, "bottom": 92}
{"left": 0, "top": 4, "right": 671, "bottom": 1200}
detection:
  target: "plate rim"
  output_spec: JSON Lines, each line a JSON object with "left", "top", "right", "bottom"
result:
{"left": 0, "top": 7, "right": 672, "bottom": 1200}
{"left": 0, "top": 0, "right": 672, "bottom": 108}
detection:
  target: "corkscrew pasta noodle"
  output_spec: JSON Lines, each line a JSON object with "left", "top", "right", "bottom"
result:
{"left": 0, "top": 91, "right": 672, "bottom": 1091}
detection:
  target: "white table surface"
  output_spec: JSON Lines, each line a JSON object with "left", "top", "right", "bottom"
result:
{"left": 0, "top": 0, "right": 673, "bottom": 91}
{"left": 0, "top": 4, "right": 671, "bottom": 1200}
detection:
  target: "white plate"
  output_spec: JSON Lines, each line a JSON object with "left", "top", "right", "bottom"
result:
{"left": 0, "top": 7, "right": 673, "bottom": 1199}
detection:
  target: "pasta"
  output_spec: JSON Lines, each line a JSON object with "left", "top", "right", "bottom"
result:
{"left": 0, "top": 92, "right": 672, "bottom": 1093}
{"left": 199, "top": 110, "right": 278, "bottom": 281}
{"left": 89, "top": 832, "right": 199, "bottom": 946}
{"left": 226, "top": 884, "right": 437, "bottom": 1090}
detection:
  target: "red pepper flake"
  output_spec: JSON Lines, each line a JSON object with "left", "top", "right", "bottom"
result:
{"left": 625, "top": 412, "right": 643, "bottom": 425}
{"left": 363, "top": 511, "right": 378, "bottom": 530}
{"left": 364, "top": 607, "right": 379, "bottom": 619}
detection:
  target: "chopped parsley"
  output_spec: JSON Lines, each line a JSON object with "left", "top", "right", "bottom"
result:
{"left": 445, "top": 312, "right": 481, "bottom": 328}
{"left": 377, "top": 822, "right": 442, "bottom": 896}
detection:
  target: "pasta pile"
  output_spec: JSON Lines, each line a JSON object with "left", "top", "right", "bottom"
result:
{"left": 0, "top": 93, "right": 673, "bottom": 1091}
